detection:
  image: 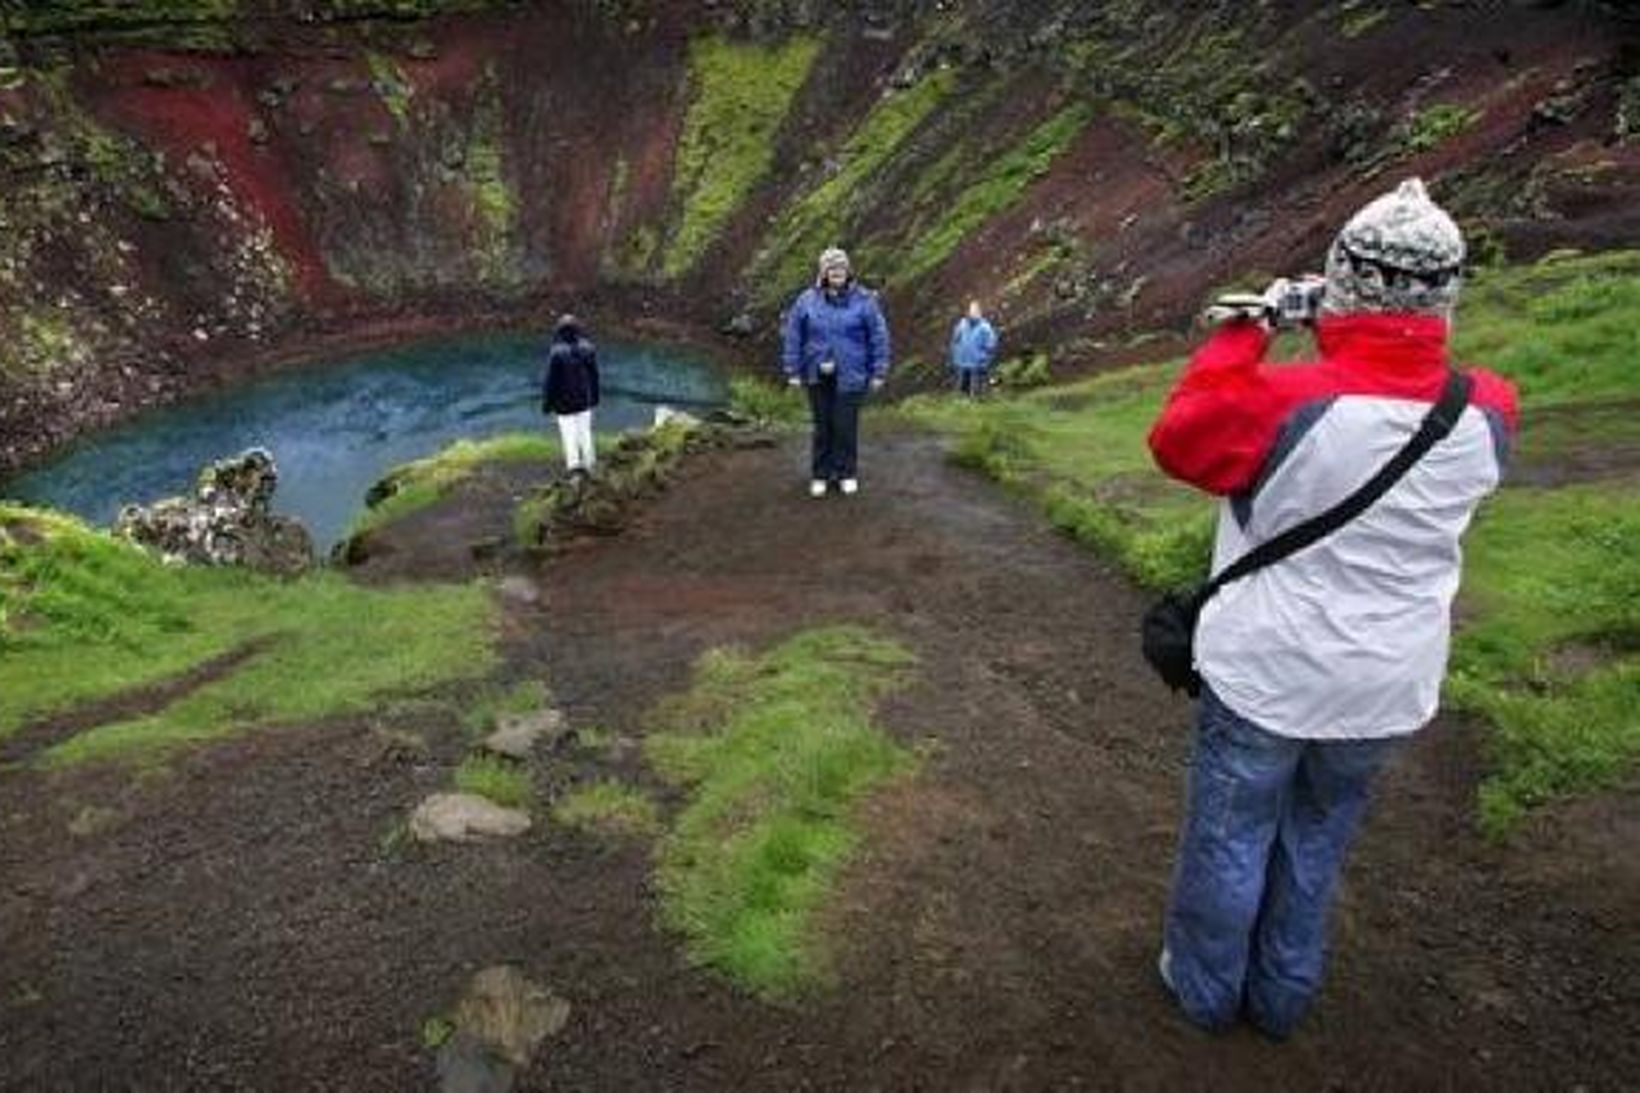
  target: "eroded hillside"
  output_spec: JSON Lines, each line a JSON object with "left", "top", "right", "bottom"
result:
{"left": 1, "top": 0, "right": 1635, "bottom": 469}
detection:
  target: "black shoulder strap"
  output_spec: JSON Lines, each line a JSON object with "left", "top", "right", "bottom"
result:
{"left": 1202, "top": 370, "right": 1473, "bottom": 601}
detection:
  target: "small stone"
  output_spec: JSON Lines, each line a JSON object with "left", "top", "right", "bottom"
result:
{"left": 652, "top": 406, "right": 700, "bottom": 429}
{"left": 452, "top": 965, "right": 570, "bottom": 1068}
{"left": 409, "top": 793, "right": 531, "bottom": 842}
{"left": 483, "top": 710, "right": 567, "bottom": 759}
{"left": 496, "top": 576, "right": 541, "bottom": 607}
{"left": 718, "top": 310, "right": 756, "bottom": 338}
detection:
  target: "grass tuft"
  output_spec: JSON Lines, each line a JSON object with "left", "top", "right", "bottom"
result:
{"left": 728, "top": 375, "right": 807, "bottom": 426}
{"left": 453, "top": 753, "right": 532, "bottom": 811}
{"left": 552, "top": 779, "right": 660, "bottom": 837}
{"left": 461, "top": 678, "right": 553, "bottom": 737}
{"left": 645, "top": 626, "right": 916, "bottom": 997}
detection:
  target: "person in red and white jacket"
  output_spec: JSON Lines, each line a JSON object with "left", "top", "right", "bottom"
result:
{"left": 1148, "top": 179, "right": 1518, "bottom": 1039}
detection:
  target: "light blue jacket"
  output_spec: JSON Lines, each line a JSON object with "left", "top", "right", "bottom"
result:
{"left": 950, "top": 316, "right": 999, "bottom": 371}
{"left": 781, "top": 283, "right": 891, "bottom": 393}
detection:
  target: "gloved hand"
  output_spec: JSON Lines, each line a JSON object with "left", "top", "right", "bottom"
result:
{"left": 870, "top": 376, "right": 886, "bottom": 392}
{"left": 1264, "top": 274, "right": 1326, "bottom": 329}
{"left": 786, "top": 374, "right": 802, "bottom": 387}
{"left": 1201, "top": 291, "right": 1271, "bottom": 328}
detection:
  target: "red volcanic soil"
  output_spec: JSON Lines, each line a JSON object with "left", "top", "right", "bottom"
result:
{"left": 88, "top": 53, "right": 335, "bottom": 302}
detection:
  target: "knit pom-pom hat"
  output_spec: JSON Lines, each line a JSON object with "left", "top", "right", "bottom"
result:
{"left": 1322, "top": 178, "right": 1464, "bottom": 317}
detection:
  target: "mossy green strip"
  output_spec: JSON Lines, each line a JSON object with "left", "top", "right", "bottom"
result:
{"left": 0, "top": 504, "right": 497, "bottom": 765}
{"left": 662, "top": 34, "right": 822, "bottom": 278}
{"left": 646, "top": 626, "right": 916, "bottom": 997}
{"left": 746, "top": 70, "right": 956, "bottom": 300}
{"left": 349, "top": 432, "right": 559, "bottom": 539}
{"left": 366, "top": 51, "right": 414, "bottom": 127}
{"left": 890, "top": 102, "right": 1092, "bottom": 286}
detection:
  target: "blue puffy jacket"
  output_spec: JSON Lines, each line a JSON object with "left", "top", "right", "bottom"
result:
{"left": 949, "top": 316, "right": 998, "bottom": 371}
{"left": 781, "top": 283, "right": 891, "bottom": 393}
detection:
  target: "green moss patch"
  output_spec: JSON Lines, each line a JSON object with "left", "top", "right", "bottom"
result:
{"left": 746, "top": 69, "right": 956, "bottom": 299}
{"left": 645, "top": 626, "right": 916, "bottom": 997}
{"left": 1450, "top": 485, "right": 1640, "bottom": 834}
{"left": 662, "top": 34, "right": 822, "bottom": 278}
{"left": 349, "top": 432, "right": 559, "bottom": 539}
{"left": 891, "top": 102, "right": 1093, "bottom": 286}
{"left": 0, "top": 504, "right": 497, "bottom": 765}
{"left": 552, "top": 779, "right": 660, "bottom": 837}
{"left": 727, "top": 375, "right": 808, "bottom": 427}
{"left": 1400, "top": 102, "right": 1482, "bottom": 154}
{"left": 453, "top": 753, "right": 533, "bottom": 810}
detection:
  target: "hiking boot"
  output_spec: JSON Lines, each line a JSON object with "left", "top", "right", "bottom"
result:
{"left": 839, "top": 478, "right": 859, "bottom": 496}
{"left": 809, "top": 479, "right": 828, "bottom": 498}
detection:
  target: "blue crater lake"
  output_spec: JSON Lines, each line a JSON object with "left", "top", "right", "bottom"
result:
{"left": 2, "top": 331, "right": 727, "bottom": 549}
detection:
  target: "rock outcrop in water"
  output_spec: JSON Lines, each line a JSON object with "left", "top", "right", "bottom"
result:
{"left": 114, "top": 448, "right": 314, "bottom": 575}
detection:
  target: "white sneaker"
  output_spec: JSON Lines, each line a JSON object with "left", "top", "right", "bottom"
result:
{"left": 840, "top": 478, "right": 859, "bottom": 496}
{"left": 809, "top": 479, "right": 828, "bottom": 498}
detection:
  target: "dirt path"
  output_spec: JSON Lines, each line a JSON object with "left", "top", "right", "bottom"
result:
{"left": 2, "top": 429, "right": 1636, "bottom": 1092}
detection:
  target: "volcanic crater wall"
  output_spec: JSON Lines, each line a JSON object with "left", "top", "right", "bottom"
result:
{"left": 1, "top": 0, "right": 1635, "bottom": 473}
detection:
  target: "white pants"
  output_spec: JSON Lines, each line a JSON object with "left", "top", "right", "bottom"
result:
{"left": 555, "top": 410, "right": 595, "bottom": 471}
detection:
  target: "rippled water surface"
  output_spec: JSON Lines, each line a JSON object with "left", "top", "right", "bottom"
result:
{"left": 3, "top": 332, "right": 725, "bottom": 548}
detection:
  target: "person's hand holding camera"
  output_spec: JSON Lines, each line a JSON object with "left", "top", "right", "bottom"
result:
{"left": 1201, "top": 291, "right": 1271, "bottom": 329}
{"left": 1201, "top": 275, "right": 1325, "bottom": 331}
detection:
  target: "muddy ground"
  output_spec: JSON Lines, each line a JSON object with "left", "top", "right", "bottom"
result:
{"left": 2, "top": 428, "right": 1636, "bottom": 1092}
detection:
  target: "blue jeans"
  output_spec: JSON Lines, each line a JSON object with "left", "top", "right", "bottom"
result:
{"left": 1163, "top": 687, "right": 1400, "bottom": 1037}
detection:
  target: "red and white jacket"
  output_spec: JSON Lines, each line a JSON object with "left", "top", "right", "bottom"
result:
{"left": 1148, "top": 314, "right": 1518, "bottom": 739}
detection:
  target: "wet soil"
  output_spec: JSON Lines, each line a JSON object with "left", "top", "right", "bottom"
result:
{"left": 1, "top": 429, "right": 1636, "bottom": 1092}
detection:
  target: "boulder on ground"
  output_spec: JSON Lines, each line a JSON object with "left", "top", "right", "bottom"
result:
{"left": 113, "top": 448, "right": 313, "bottom": 575}
{"left": 437, "top": 965, "right": 570, "bottom": 1093}
{"left": 409, "top": 793, "right": 531, "bottom": 842}
{"left": 482, "top": 709, "right": 568, "bottom": 759}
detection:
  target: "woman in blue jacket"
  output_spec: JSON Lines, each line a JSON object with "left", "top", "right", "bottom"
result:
{"left": 949, "top": 299, "right": 999, "bottom": 397}
{"left": 781, "top": 247, "right": 891, "bottom": 497}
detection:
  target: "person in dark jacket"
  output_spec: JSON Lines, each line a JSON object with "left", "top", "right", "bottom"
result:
{"left": 541, "top": 314, "right": 600, "bottom": 474}
{"left": 781, "top": 247, "right": 891, "bottom": 497}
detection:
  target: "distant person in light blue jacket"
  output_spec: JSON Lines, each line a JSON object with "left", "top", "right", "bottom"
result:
{"left": 949, "top": 299, "right": 999, "bottom": 398}
{"left": 781, "top": 247, "right": 891, "bottom": 498}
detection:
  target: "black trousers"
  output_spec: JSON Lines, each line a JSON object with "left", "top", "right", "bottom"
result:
{"left": 957, "top": 368, "right": 986, "bottom": 397}
{"left": 806, "top": 374, "right": 864, "bottom": 480}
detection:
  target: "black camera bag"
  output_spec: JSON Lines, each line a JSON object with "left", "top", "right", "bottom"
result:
{"left": 1141, "top": 370, "right": 1471, "bottom": 696}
